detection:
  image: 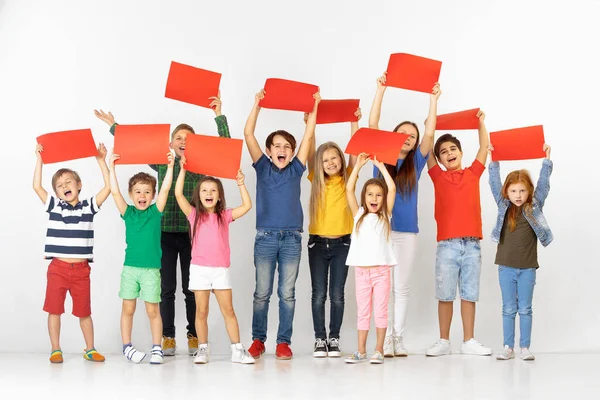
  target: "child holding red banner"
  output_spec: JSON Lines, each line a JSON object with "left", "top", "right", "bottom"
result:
{"left": 305, "top": 108, "right": 361, "bottom": 358}
{"left": 33, "top": 143, "right": 110, "bottom": 364}
{"left": 95, "top": 96, "right": 230, "bottom": 356}
{"left": 489, "top": 144, "right": 553, "bottom": 361}
{"left": 425, "top": 110, "right": 492, "bottom": 357}
{"left": 108, "top": 151, "right": 174, "bottom": 364}
{"left": 344, "top": 153, "right": 397, "bottom": 364}
{"left": 174, "top": 160, "right": 254, "bottom": 364}
{"left": 369, "top": 72, "right": 441, "bottom": 356}
{"left": 244, "top": 89, "right": 320, "bottom": 360}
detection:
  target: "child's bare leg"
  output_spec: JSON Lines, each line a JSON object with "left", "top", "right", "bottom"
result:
{"left": 439, "top": 301, "right": 453, "bottom": 339}
{"left": 145, "top": 302, "right": 162, "bottom": 345}
{"left": 121, "top": 300, "right": 137, "bottom": 344}
{"left": 79, "top": 316, "right": 95, "bottom": 350}
{"left": 358, "top": 330, "right": 368, "bottom": 354}
{"left": 461, "top": 300, "right": 476, "bottom": 341}
{"left": 48, "top": 314, "right": 61, "bottom": 350}
{"left": 213, "top": 290, "right": 240, "bottom": 343}
{"left": 375, "top": 327, "right": 386, "bottom": 353}
{"left": 194, "top": 291, "right": 211, "bottom": 344}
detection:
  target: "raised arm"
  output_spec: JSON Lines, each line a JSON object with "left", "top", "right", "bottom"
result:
{"left": 209, "top": 92, "right": 231, "bottom": 138}
{"left": 372, "top": 156, "right": 396, "bottom": 212}
{"left": 244, "top": 90, "right": 266, "bottom": 163}
{"left": 94, "top": 143, "right": 111, "bottom": 207}
{"left": 427, "top": 151, "right": 438, "bottom": 170}
{"left": 421, "top": 83, "right": 441, "bottom": 157}
{"left": 487, "top": 145, "right": 504, "bottom": 205}
{"left": 156, "top": 152, "right": 174, "bottom": 212}
{"left": 296, "top": 92, "right": 321, "bottom": 166}
{"left": 33, "top": 144, "right": 48, "bottom": 204}
{"left": 305, "top": 112, "right": 317, "bottom": 175}
{"left": 534, "top": 144, "right": 552, "bottom": 207}
{"left": 475, "top": 110, "right": 490, "bottom": 165}
{"left": 232, "top": 170, "right": 252, "bottom": 220}
{"left": 174, "top": 156, "right": 193, "bottom": 217}
{"left": 346, "top": 153, "right": 369, "bottom": 216}
{"left": 368, "top": 73, "right": 387, "bottom": 130}
{"left": 109, "top": 153, "right": 128, "bottom": 216}
{"left": 348, "top": 108, "right": 361, "bottom": 169}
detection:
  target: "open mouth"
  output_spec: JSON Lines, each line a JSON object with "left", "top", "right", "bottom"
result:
{"left": 369, "top": 202, "right": 378, "bottom": 209}
{"left": 64, "top": 190, "right": 72, "bottom": 197}
{"left": 138, "top": 200, "right": 148, "bottom": 207}
{"left": 205, "top": 198, "right": 214, "bottom": 206}
{"left": 277, "top": 153, "right": 286, "bottom": 163}
{"left": 447, "top": 156, "right": 457, "bottom": 163}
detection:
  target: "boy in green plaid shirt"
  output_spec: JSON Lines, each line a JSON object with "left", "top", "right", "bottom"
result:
{"left": 94, "top": 95, "right": 230, "bottom": 355}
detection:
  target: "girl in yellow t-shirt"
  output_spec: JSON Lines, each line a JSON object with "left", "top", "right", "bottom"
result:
{"left": 306, "top": 108, "right": 360, "bottom": 358}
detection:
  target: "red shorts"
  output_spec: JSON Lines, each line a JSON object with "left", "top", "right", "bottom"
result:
{"left": 43, "top": 259, "right": 92, "bottom": 317}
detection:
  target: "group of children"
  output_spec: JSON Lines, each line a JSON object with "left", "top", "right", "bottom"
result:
{"left": 34, "top": 73, "right": 553, "bottom": 365}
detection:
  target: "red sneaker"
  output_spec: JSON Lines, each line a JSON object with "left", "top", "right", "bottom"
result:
{"left": 248, "top": 339, "right": 265, "bottom": 359}
{"left": 275, "top": 343, "right": 293, "bottom": 360}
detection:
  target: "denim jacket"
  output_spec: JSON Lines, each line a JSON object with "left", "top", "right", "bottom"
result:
{"left": 489, "top": 159, "right": 553, "bottom": 247}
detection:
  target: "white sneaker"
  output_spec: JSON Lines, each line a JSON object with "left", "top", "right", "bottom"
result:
{"left": 496, "top": 345, "right": 515, "bottom": 360}
{"left": 521, "top": 348, "right": 535, "bottom": 361}
{"left": 150, "top": 346, "right": 164, "bottom": 365}
{"left": 231, "top": 343, "right": 255, "bottom": 364}
{"left": 383, "top": 336, "right": 394, "bottom": 357}
{"left": 193, "top": 344, "right": 209, "bottom": 364}
{"left": 345, "top": 351, "right": 367, "bottom": 364}
{"left": 461, "top": 338, "right": 492, "bottom": 356}
{"left": 123, "top": 345, "right": 146, "bottom": 364}
{"left": 370, "top": 351, "right": 384, "bottom": 364}
{"left": 393, "top": 336, "right": 408, "bottom": 357}
{"left": 425, "top": 339, "right": 451, "bottom": 357}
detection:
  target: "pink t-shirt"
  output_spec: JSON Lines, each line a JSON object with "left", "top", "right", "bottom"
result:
{"left": 187, "top": 208, "right": 234, "bottom": 268}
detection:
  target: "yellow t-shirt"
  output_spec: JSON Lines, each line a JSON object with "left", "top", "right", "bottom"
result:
{"left": 308, "top": 167, "right": 354, "bottom": 236}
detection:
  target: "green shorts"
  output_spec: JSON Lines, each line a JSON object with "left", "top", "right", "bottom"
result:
{"left": 119, "top": 266, "right": 161, "bottom": 303}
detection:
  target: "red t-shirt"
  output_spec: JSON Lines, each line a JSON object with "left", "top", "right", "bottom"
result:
{"left": 428, "top": 160, "right": 485, "bottom": 242}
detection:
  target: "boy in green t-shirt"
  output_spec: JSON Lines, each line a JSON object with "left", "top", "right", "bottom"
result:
{"left": 109, "top": 151, "right": 174, "bottom": 364}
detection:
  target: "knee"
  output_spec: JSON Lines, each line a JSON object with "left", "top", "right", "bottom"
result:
{"left": 502, "top": 306, "right": 517, "bottom": 318}
{"left": 278, "top": 286, "right": 296, "bottom": 302}
{"left": 311, "top": 288, "right": 326, "bottom": 304}
{"left": 220, "top": 305, "right": 236, "bottom": 319}
{"left": 329, "top": 288, "right": 345, "bottom": 304}
{"left": 195, "top": 308, "right": 209, "bottom": 321}
{"left": 146, "top": 305, "right": 160, "bottom": 319}
{"left": 518, "top": 306, "right": 532, "bottom": 316}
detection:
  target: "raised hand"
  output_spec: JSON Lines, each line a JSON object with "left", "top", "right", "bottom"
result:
{"left": 543, "top": 144, "right": 551, "bottom": 160}
{"left": 477, "top": 110, "right": 486, "bottom": 123}
{"left": 376, "top": 72, "right": 387, "bottom": 90}
{"left": 180, "top": 155, "right": 187, "bottom": 168}
{"left": 372, "top": 155, "right": 385, "bottom": 170}
{"left": 254, "top": 89, "right": 266, "bottom": 107}
{"left": 109, "top": 153, "right": 120, "bottom": 169}
{"left": 35, "top": 144, "right": 44, "bottom": 160}
{"left": 487, "top": 143, "right": 495, "bottom": 156}
{"left": 167, "top": 151, "right": 174, "bottom": 168}
{"left": 354, "top": 107, "right": 362, "bottom": 121}
{"left": 96, "top": 143, "right": 107, "bottom": 160}
{"left": 431, "top": 82, "right": 442, "bottom": 101}
{"left": 209, "top": 91, "right": 222, "bottom": 116}
{"left": 357, "top": 152, "right": 370, "bottom": 168}
{"left": 94, "top": 109, "right": 116, "bottom": 126}
{"left": 236, "top": 169, "right": 245, "bottom": 186}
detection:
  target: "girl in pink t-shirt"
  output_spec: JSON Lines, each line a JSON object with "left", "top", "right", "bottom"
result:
{"left": 175, "top": 157, "right": 254, "bottom": 364}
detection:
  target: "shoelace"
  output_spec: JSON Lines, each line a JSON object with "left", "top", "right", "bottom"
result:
{"left": 315, "top": 338, "right": 327, "bottom": 349}
{"left": 163, "top": 337, "right": 176, "bottom": 349}
{"left": 194, "top": 346, "right": 208, "bottom": 357}
{"left": 329, "top": 338, "right": 339, "bottom": 348}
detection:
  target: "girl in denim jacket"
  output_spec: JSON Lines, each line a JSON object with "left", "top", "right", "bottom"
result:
{"left": 488, "top": 144, "right": 553, "bottom": 361}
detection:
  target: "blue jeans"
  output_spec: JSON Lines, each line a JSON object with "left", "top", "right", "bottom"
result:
{"left": 252, "top": 229, "right": 302, "bottom": 345}
{"left": 435, "top": 238, "right": 482, "bottom": 302}
{"left": 498, "top": 265, "right": 536, "bottom": 348}
{"left": 307, "top": 234, "right": 351, "bottom": 340}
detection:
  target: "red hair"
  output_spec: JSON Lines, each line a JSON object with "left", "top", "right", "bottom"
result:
{"left": 502, "top": 169, "right": 534, "bottom": 232}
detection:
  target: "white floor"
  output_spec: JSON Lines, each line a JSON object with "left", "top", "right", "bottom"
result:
{"left": 0, "top": 352, "right": 597, "bottom": 399}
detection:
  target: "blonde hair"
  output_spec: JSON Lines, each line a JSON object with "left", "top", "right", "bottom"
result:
{"left": 52, "top": 169, "right": 81, "bottom": 192}
{"left": 309, "top": 142, "right": 348, "bottom": 227}
{"left": 356, "top": 178, "right": 392, "bottom": 240}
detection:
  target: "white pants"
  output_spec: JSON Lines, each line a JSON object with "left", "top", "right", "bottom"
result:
{"left": 386, "top": 232, "right": 418, "bottom": 338}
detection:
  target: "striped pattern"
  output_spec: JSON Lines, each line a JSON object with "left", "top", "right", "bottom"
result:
{"left": 44, "top": 196, "right": 99, "bottom": 260}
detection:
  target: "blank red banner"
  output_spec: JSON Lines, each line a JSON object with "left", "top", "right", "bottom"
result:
{"left": 184, "top": 135, "right": 243, "bottom": 179}
{"left": 436, "top": 108, "right": 480, "bottom": 130}
{"left": 114, "top": 124, "right": 171, "bottom": 165}
{"left": 344, "top": 128, "right": 409, "bottom": 165}
{"left": 385, "top": 53, "right": 442, "bottom": 94}
{"left": 165, "top": 61, "right": 221, "bottom": 108}
{"left": 37, "top": 129, "right": 97, "bottom": 164}
{"left": 316, "top": 99, "right": 360, "bottom": 124}
{"left": 490, "top": 125, "right": 546, "bottom": 161}
{"left": 259, "top": 78, "right": 319, "bottom": 112}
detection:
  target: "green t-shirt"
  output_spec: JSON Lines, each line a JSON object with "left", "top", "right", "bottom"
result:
{"left": 121, "top": 204, "right": 163, "bottom": 268}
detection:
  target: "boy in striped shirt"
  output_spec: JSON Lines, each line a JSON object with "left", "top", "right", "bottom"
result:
{"left": 33, "top": 143, "right": 111, "bottom": 363}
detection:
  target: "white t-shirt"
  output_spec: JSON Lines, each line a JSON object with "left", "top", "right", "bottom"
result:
{"left": 346, "top": 207, "right": 397, "bottom": 267}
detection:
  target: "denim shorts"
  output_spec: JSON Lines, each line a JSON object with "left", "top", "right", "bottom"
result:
{"left": 435, "top": 238, "right": 481, "bottom": 302}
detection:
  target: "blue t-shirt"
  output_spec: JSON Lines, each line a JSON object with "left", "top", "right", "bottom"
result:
{"left": 253, "top": 154, "right": 306, "bottom": 230}
{"left": 373, "top": 146, "right": 428, "bottom": 233}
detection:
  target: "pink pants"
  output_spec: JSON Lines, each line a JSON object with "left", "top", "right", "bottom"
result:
{"left": 355, "top": 266, "right": 391, "bottom": 330}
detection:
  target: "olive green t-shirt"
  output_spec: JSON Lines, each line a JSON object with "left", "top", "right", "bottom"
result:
{"left": 495, "top": 211, "right": 539, "bottom": 269}
{"left": 121, "top": 204, "right": 163, "bottom": 268}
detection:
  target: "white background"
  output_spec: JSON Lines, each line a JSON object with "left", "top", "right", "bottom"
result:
{"left": 0, "top": 0, "right": 598, "bottom": 355}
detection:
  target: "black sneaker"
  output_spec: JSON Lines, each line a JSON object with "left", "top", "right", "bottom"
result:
{"left": 328, "top": 338, "right": 342, "bottom": 357}
{"left": 313, "top": 338, "right": 328, "bottom": 358}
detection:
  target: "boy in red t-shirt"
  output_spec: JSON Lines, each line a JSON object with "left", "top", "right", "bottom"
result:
{"left": 425, "top": 110, "right": 492, "bottom": 357}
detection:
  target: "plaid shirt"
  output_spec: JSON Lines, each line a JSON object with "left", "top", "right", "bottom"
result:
{"left": 110, "top": 115, "right": 231, "bottom": 232}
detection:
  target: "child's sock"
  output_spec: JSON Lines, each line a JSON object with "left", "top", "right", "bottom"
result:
{"left": 123, "top": 343, "right": 132, "bottom": 353}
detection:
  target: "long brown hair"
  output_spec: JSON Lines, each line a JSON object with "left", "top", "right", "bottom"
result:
{"left": 190, "top": 176, "right": 226, "bottom": 244}
{"left": 381, "top": 121, "right": 419, "bottom": 198}
{"left": 309, "top": 142, "right": 348, "bottom": 227}
{"left": 356, "top": 178, "right": 392, "bottom": 240}
{"left": 502, "top": 170, "right": 534, "bottom": 232}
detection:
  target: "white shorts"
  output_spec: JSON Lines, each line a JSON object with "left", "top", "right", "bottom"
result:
{"left": 189, "top": 265, "right": 232, "bottom": 290}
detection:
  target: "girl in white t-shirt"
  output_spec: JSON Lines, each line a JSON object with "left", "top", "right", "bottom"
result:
{"left": 344, "top": 153, "right": 397, "bottom": 364}
{"left": 175, "top": 157, "right": 254, "bottom": 365}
